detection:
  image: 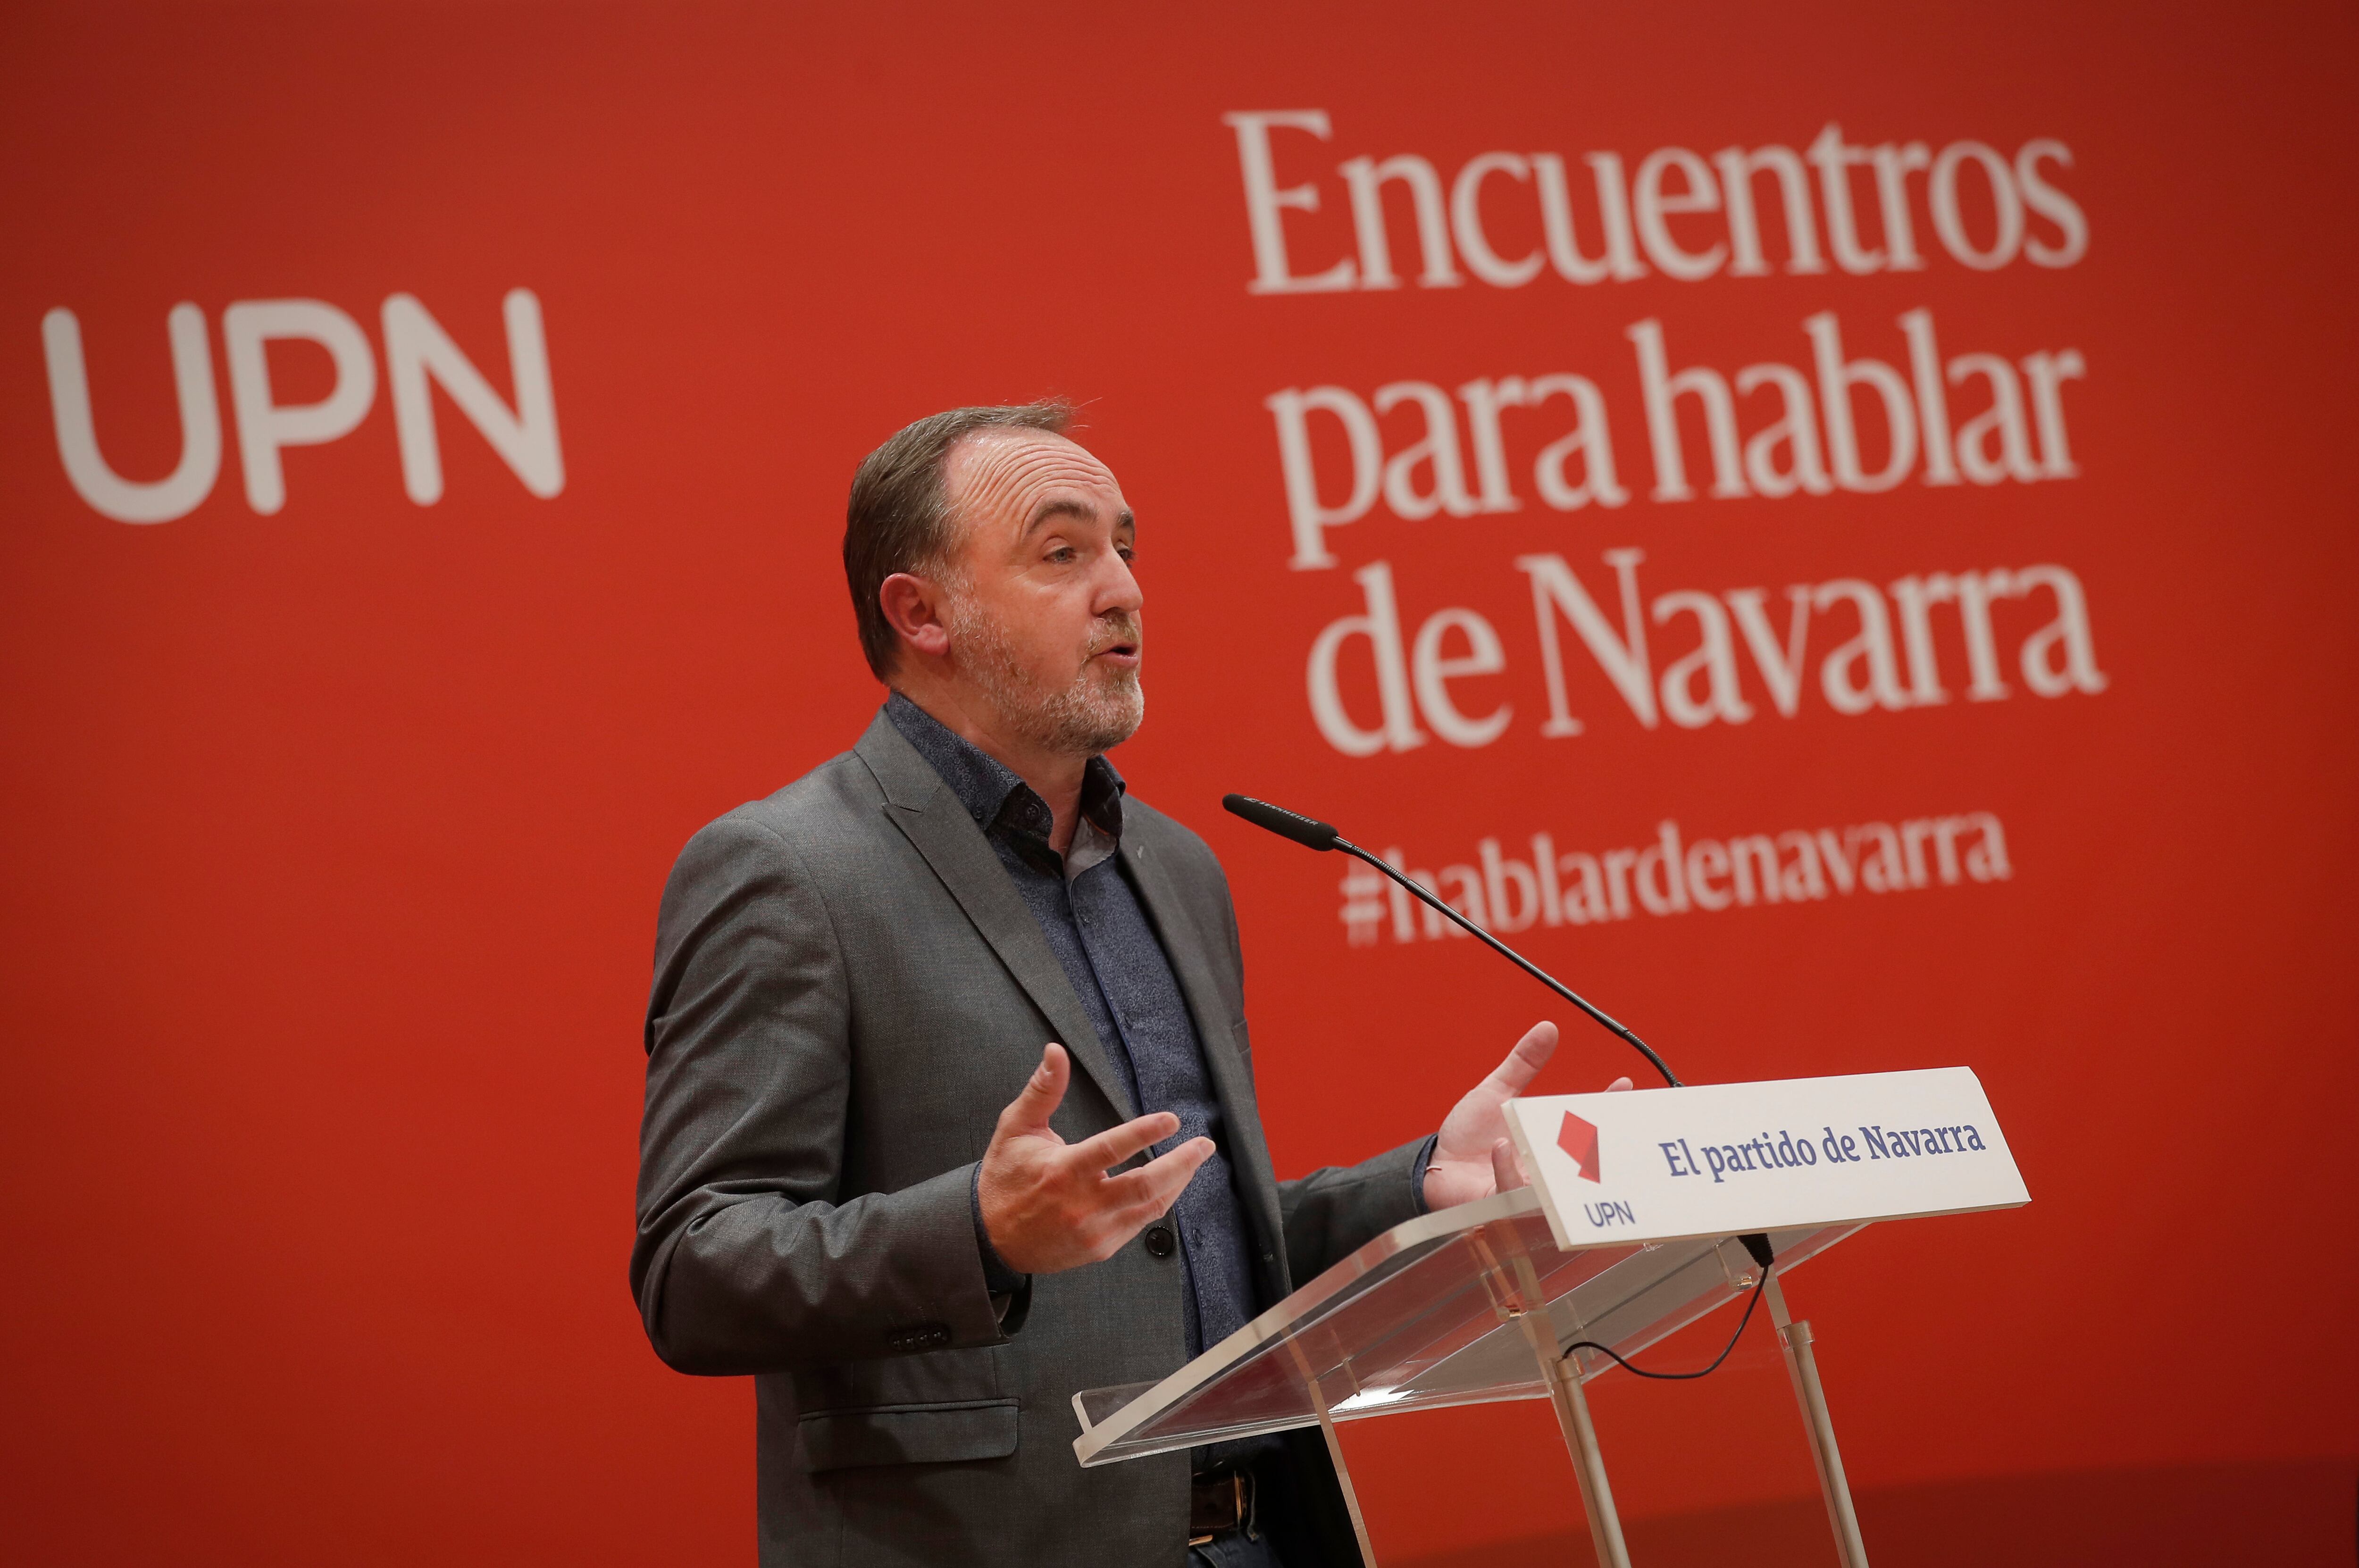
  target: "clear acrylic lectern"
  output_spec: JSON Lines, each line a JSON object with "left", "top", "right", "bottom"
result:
{"left": 1073, "top": 1185, "right": 1875, "bottom": 1568}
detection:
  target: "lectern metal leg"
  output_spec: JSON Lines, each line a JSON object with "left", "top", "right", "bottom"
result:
{"left": 1518, "top": 1313, "right": 1633, "bottom": 1568}
{"left": 1764, "top": 1274, "right": 1870, "bottom": 1568}
{"left": 1300, "top": 1358, "right": 1381, "bottom": 1567}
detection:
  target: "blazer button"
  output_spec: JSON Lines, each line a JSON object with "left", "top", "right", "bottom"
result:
{"left": 1143, "top": 1224, "right": 1176, "bottom": 1259}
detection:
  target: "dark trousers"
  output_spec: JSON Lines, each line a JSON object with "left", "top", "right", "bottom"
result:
{"left": 1191, "top": 1534, "right": 1286, "bottom": 1568}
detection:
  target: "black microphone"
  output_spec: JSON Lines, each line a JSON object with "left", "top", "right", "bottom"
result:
{"left": 1221, "top": 793, "right": 1339, "bottom": 851}
{"left": 1221, "top": 793, "right": 1683, "bottom": 1088}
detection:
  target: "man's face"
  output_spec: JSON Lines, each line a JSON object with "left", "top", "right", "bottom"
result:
{"left": 935, "top": 429, "right": 1144, "bottom": 756}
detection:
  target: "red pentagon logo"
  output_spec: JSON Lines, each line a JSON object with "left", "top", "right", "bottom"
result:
{"left": 1557, "top": 1111, "right": 1601, "bottom": 1183}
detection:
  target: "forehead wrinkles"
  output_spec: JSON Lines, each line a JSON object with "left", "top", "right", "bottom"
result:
{"left": 946, "top": 433, "right": 1122, "bottom": 539}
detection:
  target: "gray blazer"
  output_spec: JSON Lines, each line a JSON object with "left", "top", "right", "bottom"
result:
{"left": 633, "top": 711, "right": 1423, "bottom": 1567}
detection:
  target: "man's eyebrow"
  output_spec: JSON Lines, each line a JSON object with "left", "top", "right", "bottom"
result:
{"left": 1022, "top": 499, "right": 1136, "bottom": 534}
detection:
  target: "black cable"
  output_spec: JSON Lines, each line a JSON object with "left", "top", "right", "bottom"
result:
{"left": 1557, "top": 1264, "right": 1771, "bottom": 1382}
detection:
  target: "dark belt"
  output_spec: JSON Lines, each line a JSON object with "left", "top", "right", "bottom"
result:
{"left": 1188, "top": 1467, "right": 1256, "bottom": 1545}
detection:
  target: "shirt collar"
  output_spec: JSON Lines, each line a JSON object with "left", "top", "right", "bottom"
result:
{"left": 883, "top": 693, "right": 1127, "bottom": 858}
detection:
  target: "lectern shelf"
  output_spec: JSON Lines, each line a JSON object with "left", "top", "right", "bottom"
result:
{"left": 1072, "top": 1184, "right": 1856, "bottom": 1463}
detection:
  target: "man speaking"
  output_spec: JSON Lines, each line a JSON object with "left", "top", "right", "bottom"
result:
{"left": 632, "top": 403, "right": 1606, "bottom": 1566}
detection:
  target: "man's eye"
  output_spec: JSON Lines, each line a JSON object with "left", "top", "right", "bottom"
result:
{"left": 1117, "top": 547, "right": 1136, "bottom": 564}
{"left": 1047, "top": 547, "right": 1077, "bottom": 564}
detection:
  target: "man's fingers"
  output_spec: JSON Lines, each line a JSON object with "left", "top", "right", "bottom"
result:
{"left": 1605, "top": 1075, "right": 1634, "bottom": 1093}
{"left": 1101, "top": 1136, "right": 1214, "bottom": 1217}
{"left": 1489, "top": 1020, "right": 1560, "bottom": 1093}
{"left": 1113, "top": 1138, "right": 1213, "bottom": 1222}
{"left": 998, "top": 1043, "right": 1071, "bottom": 1134}
{"left": 1069, "top": 1110, "right": 1184, "bottom": 1173}
{"left": 1490, "top": 1137, "right": 1528, "bottom": 1192}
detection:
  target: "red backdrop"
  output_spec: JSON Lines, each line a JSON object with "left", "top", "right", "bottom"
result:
{"left": 3, "top": 3, "right": 2353, "bottom": 1564}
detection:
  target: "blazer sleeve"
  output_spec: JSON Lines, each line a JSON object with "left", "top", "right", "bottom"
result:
{"left": 1276, "top": 1138, "right": 1429, "bottom": 1283}
{"left": 629, "top": 812, "right": 1009, "bottom": 1376}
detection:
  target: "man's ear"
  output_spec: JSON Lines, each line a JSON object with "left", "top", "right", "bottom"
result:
{"left": 878, "top": 572, "right": 951, "bottom": 660}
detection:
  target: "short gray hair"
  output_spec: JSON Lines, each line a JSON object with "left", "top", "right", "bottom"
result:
{"left": 841, "top": 399, "right": 1076, "bottom": 681}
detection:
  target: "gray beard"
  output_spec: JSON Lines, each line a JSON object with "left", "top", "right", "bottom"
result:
{"left": 947, "top": 599, "right": 1144, "bottom": 759}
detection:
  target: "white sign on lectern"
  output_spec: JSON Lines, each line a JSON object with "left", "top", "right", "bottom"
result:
{"left": 1503, "top": 1067, "right": 2028, "bottom": 1252}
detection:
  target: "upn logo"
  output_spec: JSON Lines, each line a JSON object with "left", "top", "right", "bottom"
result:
{"left": 40, "top": 290, "right": 561, "bottom": 523}
{"left": 1557, "top": 1111, "right": 1601, "bottom": 1184}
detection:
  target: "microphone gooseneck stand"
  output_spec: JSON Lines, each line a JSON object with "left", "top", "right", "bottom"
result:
{"left": 1220, "top": 793, "right": 1682, "bottom": 1088}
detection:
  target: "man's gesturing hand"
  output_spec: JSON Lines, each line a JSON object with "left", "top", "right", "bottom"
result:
{"left": 979, "top": 1043, "right": 1214, "bottom": 1275}
{"left": 1422, "top": 1021, "right": 1635, "bottom": 1209}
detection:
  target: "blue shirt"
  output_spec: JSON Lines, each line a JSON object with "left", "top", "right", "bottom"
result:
{"left": 887, "top": 694, "right": 1263, "bottom": 1357}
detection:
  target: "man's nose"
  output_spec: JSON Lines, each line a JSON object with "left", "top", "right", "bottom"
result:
{"left": 1096, "top": 550, "right": 1144, "bottom": 614}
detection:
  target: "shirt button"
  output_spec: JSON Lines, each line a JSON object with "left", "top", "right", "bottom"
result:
{"left": 1143, "top": 1225, "right": 1176, "bottom": 1259}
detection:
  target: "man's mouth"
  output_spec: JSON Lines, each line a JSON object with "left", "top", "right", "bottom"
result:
{"left": 1090, "top": 621, "right": 1142, "bottom": 667}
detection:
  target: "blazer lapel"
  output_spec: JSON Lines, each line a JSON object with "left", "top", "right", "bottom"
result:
{"left": 855, "top": 713, "right": 1138, "bottom": 1124}
{"left": 1119, "top": 832, "right": 1293, "bottom": 1293}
